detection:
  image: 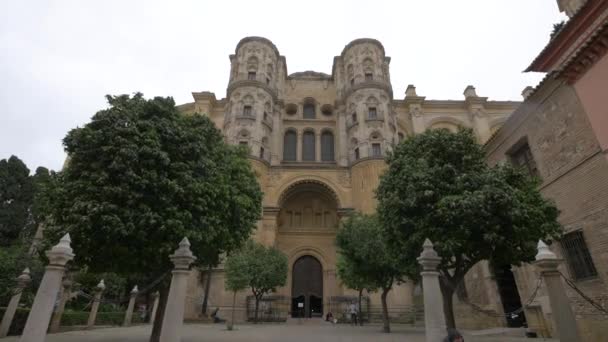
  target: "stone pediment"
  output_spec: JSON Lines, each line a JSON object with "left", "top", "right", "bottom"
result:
{"left": 288, "top": 70, "right": 332, "bottom": 80}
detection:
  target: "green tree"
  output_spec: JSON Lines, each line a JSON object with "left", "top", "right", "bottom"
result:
{"left": 0, "top": 156, "right": 34, "bottom": 246}
{"left": 41, "top": 94, "right": 263, "bottom": 341}
{"left": 335, "top": 213, "right": 413, "bottom": 333}
{"left": 336, "top": 255, "right": 374, "bottom": 326}
{"left": 224, "top": 251, "right": 250, "bottom": 330}
{"left": 376, "top": 128, "right": 561, "bottom": 329}
{"left": 225, "top": 241, "right": 288, "bottom": 324}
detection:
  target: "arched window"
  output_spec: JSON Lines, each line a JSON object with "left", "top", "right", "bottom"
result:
{"left": 321, "top": 131, "right": 334, "bottom": 161}
{"left": 303, "top": 103, "right": 316, "bottom": 119}
{"left": 283, "top": 130, "right": 297, "bottom": 161}
{"left": 302, "top": 131, "right": 315, "bottom": 161}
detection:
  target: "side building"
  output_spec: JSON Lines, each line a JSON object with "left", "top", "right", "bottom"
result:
{"left": 463, "top": 0, "right": 608, "bottom": 340}
{"left": 177, "top": 36, "right": 520, "bottom": 322}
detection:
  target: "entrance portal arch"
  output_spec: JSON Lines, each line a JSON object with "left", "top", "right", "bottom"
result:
{"left": 291, "top": 255, "right": 323, "bottom": 318}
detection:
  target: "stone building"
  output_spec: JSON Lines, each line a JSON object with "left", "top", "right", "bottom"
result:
{"left": 461, "top": 0, "right": 608, "bottom": 340}
{"left": 177, "top": 36, "right": 519, "bottom": 321}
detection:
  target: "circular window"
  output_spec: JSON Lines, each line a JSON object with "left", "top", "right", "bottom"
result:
{"left": 286, "top": 103, "right": 298, "bottom": 115}
{"left": 321, "top": 104, "right": 333, "bottom": 116}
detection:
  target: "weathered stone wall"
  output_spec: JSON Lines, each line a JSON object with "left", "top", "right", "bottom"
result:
{"left": 483, "top": 77, "right": 608, "bottom": 341}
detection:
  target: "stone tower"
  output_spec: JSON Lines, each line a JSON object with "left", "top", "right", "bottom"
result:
{"left": 225, "top": 37, "right": 286, "bottom": 165}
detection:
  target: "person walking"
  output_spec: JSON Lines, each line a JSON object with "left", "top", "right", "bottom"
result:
{"left": 349, "top": 302, "right": 358, "bottom": 326}
{"left": 444, "top": 329, "right": 464, "bottom": 342}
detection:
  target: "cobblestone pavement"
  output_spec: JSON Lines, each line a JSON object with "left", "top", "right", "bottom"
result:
{"left": 2, "top": 323, "right": 556, "bottom": 342}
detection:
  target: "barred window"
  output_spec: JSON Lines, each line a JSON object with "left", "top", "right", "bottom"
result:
{"left": 302, "top": 131, "right": 315, "bottom": 161}
{"left": 352, "top": 113, "right": 357, "bottom": 122}
{"left": 365, "top": 73, "right": 373, "bottom": 81}
{"left": 321, "top": 131, "right": 334, "bottom": 161}
{"left": 283, "top": 131, "right": 297, "bottom": 161}
{"left": 243, "top": 106, "right": 252, "bottom": 116}
{"left": 248, "top": 72, "right": 256, "bottom": 80}
{"left": 561, "top": 231, "right": 597, "bottom": 280}
{"left": 354, "top": 148, "right": 360, "bottom": 160}
{"left": 509, "top": 142, "right": 538, "bottom": 177}
{"left": 368, "top": 107, "right": 377, "bottom": 120}
{"left": 259, "top": 147, "right": 265, "bottom": 159}
{"left": 372, "top": 143, "right": 381, "bottom": 157}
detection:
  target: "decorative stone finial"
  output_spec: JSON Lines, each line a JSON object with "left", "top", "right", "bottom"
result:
{"left": 417, "top": 238, "right": 441, "bottom": 271}
{"left": 535, "top": 240, "right": 557, "bottom": 260}
{"left": 405, "top": 84, "right": 417, "bottom": 97}
{"left": 46, "top": 233, "right": 75, "bottom": 266}
{"left": 463, "top": 85, "right": 478, "bottom": 98}
{"left": 16, "top": 267, "right": 32, "bottom": 288}
{"left": 130, "top": 285, "right": 139, "bottom": 295}
{"left": 521, "top": 86, "right": 535, "bottom": 100}
{"left": 170, "top": 237, "right": 197, "bottom": 270}
{"left": 97, "top": 279, "right": 106, "bottom": 291}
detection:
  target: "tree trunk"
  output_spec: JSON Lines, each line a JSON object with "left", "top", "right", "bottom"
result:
{"left": 358, "top": 289, "right": 363, "bottom": 326}
{"left": 380, "top": 287, "right": 391, "bottom": 333}
{"left": 439, "top": 277, "right": 457, "bottom": 329}
{"left": 149, "top": 284, "right": 169, "bottom": 342}
{"left": 228, "top": 291, "right": 236, "bottom": 330}
{"left": 201, "top": 265, "right": 212, "bottom": 316}
{"left": 254, "top": 296, "right": 260, "bottom": 324}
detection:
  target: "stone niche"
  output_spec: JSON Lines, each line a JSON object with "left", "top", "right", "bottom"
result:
{"left": 277, "top": 182, "right": 338, "bottom": 231}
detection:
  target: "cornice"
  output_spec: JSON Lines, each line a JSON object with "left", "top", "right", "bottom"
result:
{"left": 350, "top": 156, "right": 386, "bottom": 167}
{"left": 226, "top": 80, "right": 279, "bottom": 102}
{"left": 340, "top": 38, "right": 386, "bottom": 58}
{"left": 344, "top": 81, "right": 393, "bottom": 99}
{"left": 526, "top": 0, "right": 608, "bottom": 72}
{"left": 235, "top": 36, "right": 281, "bottom": 59}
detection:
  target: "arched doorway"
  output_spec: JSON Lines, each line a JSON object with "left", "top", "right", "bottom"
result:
{"left": 291, "top": 256, "right": 323, "bottom": 318}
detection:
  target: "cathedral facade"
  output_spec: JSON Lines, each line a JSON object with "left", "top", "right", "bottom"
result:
{"left": 177, "top": 36, "right": 520, "bottom": 321}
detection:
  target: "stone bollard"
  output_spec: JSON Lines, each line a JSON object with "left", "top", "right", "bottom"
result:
{"left": 20, "top": 234, "right": 74, "bottom": 342}
{"left": 123, "top": 285, "right": 139, "bottom": 326}
{"left": 417, "top": 239, "right": 447, "bottom": 342}
{"left": 0, "top": 268, "right": 32, "bottom": 337}
{"left": 49, "top": 278, "right": 73, "bottom": 332}
{"left": 534, "top": 240, "right": 581, "bottom": 341}
{"left": 86, "top": 280, "right": 106, "bottom": 328}
{"left": 160, "top": 237, "right": 196, "bottom": 342}
{"left": 150, "top": 291, "right": 160, "bottom": 325}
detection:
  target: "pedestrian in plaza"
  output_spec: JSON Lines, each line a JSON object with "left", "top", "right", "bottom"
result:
{"left": 349, "top": 301, "right": 358, "bottom": 326}
{"left": 444, "top": 329, "right": 464, "bottom": 342}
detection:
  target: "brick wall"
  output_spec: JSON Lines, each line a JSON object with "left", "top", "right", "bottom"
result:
{"left": 482, "top": 76, "right": 608, "bottom": 341}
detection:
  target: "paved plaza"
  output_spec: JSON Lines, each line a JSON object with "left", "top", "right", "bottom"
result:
{"left": 1, "top": 323, "right": 556, "bottom": 342}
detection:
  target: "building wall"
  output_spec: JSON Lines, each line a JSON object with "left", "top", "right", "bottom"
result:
{"left": 481, "top": 76, "right": 608, "bottom": 341}
{"left": 178, "top": 36, "right": 519, "bottom": 322}
{"left": 574, "top": 53, "right": 608, "bottom": 159}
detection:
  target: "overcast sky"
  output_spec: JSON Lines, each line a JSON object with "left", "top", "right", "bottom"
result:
{"left": 0, "top": 0, "right": 566, "bottom": 172}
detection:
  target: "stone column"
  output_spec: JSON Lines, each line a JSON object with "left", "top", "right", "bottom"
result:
{"left": 150, "top": 291, "right": 160, "bottom": 325}
{"left": 296, "top": 131, "right": 302, "bottom": 162}
{"left": 160, "top": 237, "right": 197, "bottom": 342}
{"left": 315, "top": 130, "right": 321, "bottom": 162}
{"left": 417, "top": 239, "right": 446, "bottom": 342}
{"left": 20, "top": 234, "right": 74, "bottom": 342}
{"left": 86, "top": 280, "right": 106, "bottom": 328}
{"left": 123, "top": 285, "right": 139, "bottom": 326}
{"left": 49, "top": 278, "right": 73, "bottom": 332}
{"left": 0, "top": 268, "right": 32, "bottom": 337}
{"left": 534, "top": 240, "right": 581, "bottom": 341}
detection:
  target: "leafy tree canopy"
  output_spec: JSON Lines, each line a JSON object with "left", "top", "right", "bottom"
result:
{"left": 376, "top": 128, "right": 561, "bottom": 328}
{"left": 42, "top": 93, "right": 263, "bottom": 278}
{"left": 336, "top": 213, "right": 414, "bottom": 332}
{"left": 0, "top": 156, "right": 34, "bottom": 246}
{"left": 224, "top": 240, "right": 287, "bottom": 322}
